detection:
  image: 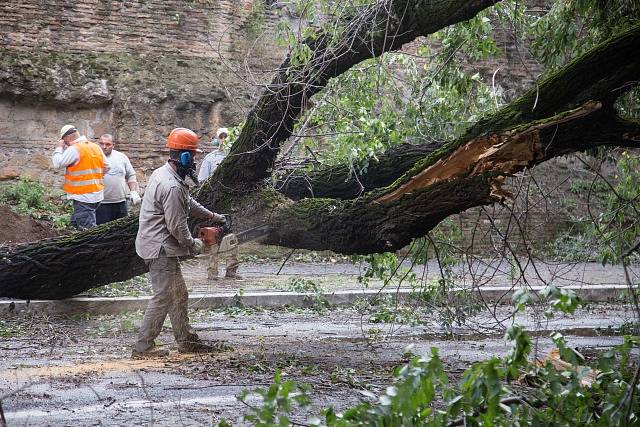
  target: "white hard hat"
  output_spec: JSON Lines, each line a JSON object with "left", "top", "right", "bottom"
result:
{"left": 59, "top": 124, "right": 77, "bottom": 139}
{"left": 216, "top": 128, "right": 229, "bottom": 139}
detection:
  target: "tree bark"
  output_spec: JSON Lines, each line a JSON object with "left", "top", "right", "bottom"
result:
{"left": 0, "top": 19, "right": 638, "bottom": 300}
{"left": 276, "top": 142, "right": 446, "bottom": 200}
{"left": 0, "top": 217, "right": 145, "bottom": 300}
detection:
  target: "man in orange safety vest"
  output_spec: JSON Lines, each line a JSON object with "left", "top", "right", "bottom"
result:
{"left": 52, "top": 124, "right": 110, "bottom": 230}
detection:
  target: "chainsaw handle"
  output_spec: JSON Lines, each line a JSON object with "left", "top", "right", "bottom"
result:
{"left": 221, "top": 214, "right": 232, "bottom": 234}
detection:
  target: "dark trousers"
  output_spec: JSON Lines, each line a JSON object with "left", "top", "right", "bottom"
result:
{"left": 71, "top": 200, "right": 100, "bottom": 230}
{"left": 96, "top": 201, "right": 128, "bottom": 225}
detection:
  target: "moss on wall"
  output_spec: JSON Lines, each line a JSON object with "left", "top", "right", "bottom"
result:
{"left": 0, "top": 49, "right": 228, "bottom": 107}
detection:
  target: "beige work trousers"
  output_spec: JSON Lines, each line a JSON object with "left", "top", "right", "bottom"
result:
{"left": 208, "top": 244, "right": 240, "bottom": 279}
{"left": 135, "top": 254, "right": 197, "bottom": 352}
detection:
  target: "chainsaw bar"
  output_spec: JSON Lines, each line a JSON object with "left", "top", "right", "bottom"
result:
{"left": 235, "top": 224, "right": 271, "bottom": 244}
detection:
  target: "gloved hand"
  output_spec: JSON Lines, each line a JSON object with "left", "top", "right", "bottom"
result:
{"left": 192, "top": 238, "right": 205, "bottom": 255}
{"left": 212, "top": 213, "right": 226, "bottom": 224}
{"left": 129, "top": 191, "right": 142, "bottom": 206}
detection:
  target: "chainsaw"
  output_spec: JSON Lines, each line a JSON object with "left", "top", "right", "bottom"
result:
{"left": 198, "top": 215, "right": 271, "bottom": 254}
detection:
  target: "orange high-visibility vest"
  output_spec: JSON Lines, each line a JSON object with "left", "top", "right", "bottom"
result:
{"left": 63, "top": 140, "right": 105, "bottom": 195}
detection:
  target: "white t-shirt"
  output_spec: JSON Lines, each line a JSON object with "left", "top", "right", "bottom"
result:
{"left": 103, "top": 149, "right": 137, "bottom": 203}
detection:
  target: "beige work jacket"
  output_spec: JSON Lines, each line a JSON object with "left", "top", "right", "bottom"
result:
{"left": 135, "top": 163, "right": 212, "bottom": 259}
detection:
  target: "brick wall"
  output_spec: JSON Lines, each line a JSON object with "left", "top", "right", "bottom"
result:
{"left": 0, "top": 0, "right": 254, "bottom": 57}
{"left": 0, "top": 0, "right": 285, "bottom": 186}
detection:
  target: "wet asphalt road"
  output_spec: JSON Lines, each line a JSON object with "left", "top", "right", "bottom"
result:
{"left": 1, "top": 304, "right": 635, "bottom": 426}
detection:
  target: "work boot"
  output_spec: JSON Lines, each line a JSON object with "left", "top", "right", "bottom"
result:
{"left": 131, "top": 345, "right": 170, "bottom": 359}
{"left": 224, "top": 264, "right": 243, "bottom": 280}
{"left": 207, "top": 267, "right": 219, "bottom": 281}
{"left": 178, "top": 339, "right": 233, "bottom": 354}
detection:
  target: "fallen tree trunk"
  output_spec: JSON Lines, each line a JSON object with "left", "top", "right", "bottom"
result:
{"left": 0, "top": 217, "right": 145, "bottom": 300}
{"left": 0, "top": 19, "right": 638, "bottom": 300}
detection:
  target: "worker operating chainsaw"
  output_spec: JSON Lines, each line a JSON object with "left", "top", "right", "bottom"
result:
{"left": 133, "top": 127, "right": 228, "bottom": 357}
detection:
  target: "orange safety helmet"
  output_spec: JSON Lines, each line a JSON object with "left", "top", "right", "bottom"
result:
{"left": 166, "top": 128, "right": 202, "bottom": 152}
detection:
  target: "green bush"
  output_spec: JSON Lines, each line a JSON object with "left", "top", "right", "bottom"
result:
{"left": 0, "top": 177, "right": 49, "bottom": 211}
{"left": 1, "top": 177, "right": 72, "bottom": 228}
{"left": 284, "top": 278, "right": 332, "bottom": 312}
{"left": 52, "top": 213, "right": 71, "bottom": 229}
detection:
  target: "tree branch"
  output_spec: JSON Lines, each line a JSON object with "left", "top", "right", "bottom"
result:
{"left": 209, "top": 0, "right": 502, "bottom": 192}
{"left": 265, "top": 104, "right": 640, "bottom": 253}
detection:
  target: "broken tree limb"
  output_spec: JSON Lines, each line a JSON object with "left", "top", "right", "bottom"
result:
{"left": 265, "top": 107, "right": 640, "bottom": 254}
{"left": 375, "top": 101, "right": 601, "bottom": 204}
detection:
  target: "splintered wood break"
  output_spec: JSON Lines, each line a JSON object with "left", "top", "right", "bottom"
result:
{"left": 375, "top": 101, "right": 602, "bottom": 204}
{"left": 374, "top": 133, "right": 542, "bottom": 204}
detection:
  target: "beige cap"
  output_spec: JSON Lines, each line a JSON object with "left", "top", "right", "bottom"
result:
{"left": 59, "top": 124, "right": 77, "bottom": 139}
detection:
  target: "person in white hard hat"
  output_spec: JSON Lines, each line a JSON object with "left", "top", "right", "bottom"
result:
{"left": 51, "top": 125, "right": 110, "bottom": 230}
{"left": 196, "top": 127, "right": 242, "bottom": 280}
{"left": 197, "top": 127, "right": 228, "bottom": 182}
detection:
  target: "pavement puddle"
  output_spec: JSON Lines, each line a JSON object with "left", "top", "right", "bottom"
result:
{"left": 318, "top": 325, "right": 627, "bottom": 345}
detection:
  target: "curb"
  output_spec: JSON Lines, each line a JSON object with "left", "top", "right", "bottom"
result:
{"left": 0, "top": 285, "right": 630, "bottom": 317}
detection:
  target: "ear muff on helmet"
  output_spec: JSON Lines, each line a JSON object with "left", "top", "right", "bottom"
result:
{"left": 179, "top": 151, "right": 192, "bottom": 167}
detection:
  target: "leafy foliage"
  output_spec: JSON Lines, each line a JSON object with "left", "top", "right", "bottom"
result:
{"left": 296, "top": 45, "right": 501, "bottom": 169}
{"left": 244, "top": 0, "right": 267, "bottom": 37}
{"left": 0, "top": 176, "right": 72, "bottom": 228}
{"left": 593, "top": 151, "right": 640, "bottom": 264}
{"left": 232, "top": 370, "right": 312, "bottom": 426}
{"left": 350, "top": 219, "right": 483, "bottom": 332}
{"left": 528, "top": 0, "right": 640, "bottom": 69}
{"left": 284, "top": 277, "right": 333, "bottom": 311}
{"left": 1, "top": 177, "right": 50, "bottom": 211}
{"left": 229, "top": 332, "right": 639, "bottom": 426}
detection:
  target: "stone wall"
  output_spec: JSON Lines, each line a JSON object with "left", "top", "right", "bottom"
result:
{"left": 0, "top": 99, "right": 112, "bottom": 182}
{"left": 0, "top": 0, "right": 581, "bottom": 252}
{"left": 0, "top": 0, "right": 249, "bottom": 58}
{"left": 0, "top": 0, "right": 284, "bottom": 186}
